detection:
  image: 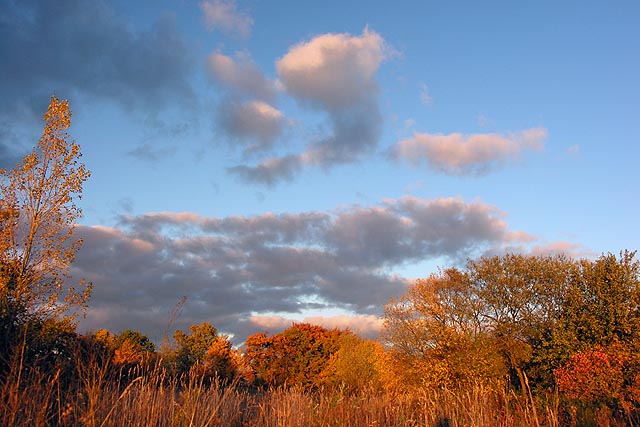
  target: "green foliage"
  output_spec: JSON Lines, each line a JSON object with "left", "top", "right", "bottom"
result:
{"left": 536, "top": 250, "right": 640, "bottom": 387}
{"left": 172, "top": 322, "right": 219, "bottom": 373}
{"left": 561, "top": 250, "right": 640, "bottom": 346}
{"left": 383, "top": 252, "right": 640, "bottom": 395}
{"left": 114, "top": 329, "right": 156, "bottom": 353}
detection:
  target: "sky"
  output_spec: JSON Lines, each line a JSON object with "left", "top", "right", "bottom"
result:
{"left": 1, "top": 0, "right": 639, "bottom": 344}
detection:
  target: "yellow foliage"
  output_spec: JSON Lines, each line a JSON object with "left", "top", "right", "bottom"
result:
{"left": 0, "top": 95, "right": 91, "bottom": 317}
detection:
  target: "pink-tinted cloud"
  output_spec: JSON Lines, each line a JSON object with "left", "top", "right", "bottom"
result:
{"left": 393, "top": 127, "right": 547, "bottom": 176}
{"left": 243, "top": 314, "right": 384, "bottom": 340}
{"left": 276, "top": 28, "right": 386, "bottom": 110}
{"left": 231, "top": 29, "right": 387, "bottom": 185}
{"left": 530, "top": 241, "right": 596, "bottom": 259}
{"left": 207, "top": 52, "right": 275, "bottom": 102}
{"left": 200, "top": 0, "right": 253, "bottom": 38}
{"left": 217, "top": 100, "right": 286, "bottom": 152}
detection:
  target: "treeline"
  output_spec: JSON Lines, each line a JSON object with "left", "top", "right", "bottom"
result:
{"left": 384, "top": 250, "right": 640, "bottom": 423}
{"left": 3, "top": 251, "right": 640, "bottom": 426}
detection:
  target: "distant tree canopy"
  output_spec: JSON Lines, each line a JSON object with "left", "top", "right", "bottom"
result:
{"left": 383, "top": 251, "right": 640, "bottom": 394}
{"left": 245, "top": 323, "right": 347, "bottom": 388}
{"left": 167, "top": 322, "right": 244, "bottom": 382}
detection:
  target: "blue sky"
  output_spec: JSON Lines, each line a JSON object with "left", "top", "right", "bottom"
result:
{"left": 1, "top": 0, "right": 638, "bottom": 343}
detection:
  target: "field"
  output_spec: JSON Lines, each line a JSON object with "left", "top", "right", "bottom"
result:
{"left": 2, "top": 359, "right": 562, "bottom": 427}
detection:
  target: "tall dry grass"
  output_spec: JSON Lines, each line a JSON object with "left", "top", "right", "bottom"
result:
{"left": 1, "top": 345, "right": 566, "bottom": 427}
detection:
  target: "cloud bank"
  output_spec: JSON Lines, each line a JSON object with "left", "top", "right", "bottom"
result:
{"left": 393, "top": 127, "right": 547, "bottom": 175}
{"left": 74, "top": 197, "right": 533, "bottom": 343}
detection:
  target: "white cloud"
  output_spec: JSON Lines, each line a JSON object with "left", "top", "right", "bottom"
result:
{"left": 200, "top": 0, "right": 253, "bottom": 38}
{"left": 245, "top": 314, "right": 384, "bottom": 340}
{"left": 393, "top": 127, "right": 547, "bottom": 175}
{"left": 530, "top": 241, "right": 595, "bottom": 259}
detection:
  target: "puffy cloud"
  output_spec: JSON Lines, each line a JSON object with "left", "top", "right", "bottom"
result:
{"left": 200, "top": 0, "right": 253, "bottom": 38}
{"left": 392, "top": 127, "right": 547, "bottom": 175}
{"left": 216, "top": 100, "right": 286, "bottom": 152}
{"left": 207, "top": 52, "right": 276, "bottom": 102}
{"left": 75, "top": 197, "right": 533, "bottom": 343}
{"left": 207, "top": 52, "right": 284, "bottom": 153}
{"left": 276, "top": 29, "right": 386, "bottom": 110}
{"left": 232, "top": 29, "right": 387, "bottom": 185}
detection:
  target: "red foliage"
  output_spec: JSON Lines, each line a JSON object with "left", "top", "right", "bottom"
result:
{"left": 554, "top": 345, "right": 625, "bottom": 403}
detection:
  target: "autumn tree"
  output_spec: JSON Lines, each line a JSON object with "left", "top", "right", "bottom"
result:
{"left": 0, "top": 95, "right": 91, "bottom": 320}
{"left": 469, "top": 254, "right": 574, "bottom": 391}
{"left": 320, "top": 332, "right": 384, "bottom": 393}
{"left": 561, "top": 251, "right": 640, "bottom": 347}
{"left": 111, "top": 330, "right": 156, "bottom": 365}
{"left": 384, "top": 251, "right": 640, "bottom": 400}
{"left": 169, "top": 322, "right": 241, "bottom": 382}
{"left": 383, "top": 267, "right": 506, "bottom": 390}
{"left": 171, "top": 322, "right": 219, "bottom": 374}
{"left": 541, "top": 251, "right": 640, "bottom": 383}
{"left": 244, "top": 323, "right": 343, "bottom": 388}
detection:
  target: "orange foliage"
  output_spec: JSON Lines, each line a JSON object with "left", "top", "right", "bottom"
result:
{"left": 113, "top": 339, "right": 144, "bottom": 365}
{"left": 245, "top": 323, "right": 342, "bottom": 388}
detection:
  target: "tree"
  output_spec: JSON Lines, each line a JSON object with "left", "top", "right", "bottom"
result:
{"left": 172, "top": 322, "right": 219, "bottom": 374}
{"left": 0, "top": 95, "right": 91, "bottom": 319}
{"left": 382, "top": 254, "right": 576, "bottom": 391}
{"left": 320, "top": 332, "right": 384, "bottom": 392}
{"left": 244, "top": 323, "right": 343, "bottom": 388}
{"left": 167, "top": 322, "right": 244, "bottom": 382}
{"left": 111, "top": 329, "right": 156, "bottom": 365}
{"left": 541, "top": 251, "right": 640, "bottom": 378}
{"left": 382, "top": 267, "right": 505, "bottom": 390}
{"left": 469, "top": 254, "right": 574, "bottom": 391}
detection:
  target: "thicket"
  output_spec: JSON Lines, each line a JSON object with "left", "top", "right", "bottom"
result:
{"left": 2, "top": 97, "right": 640, "bottom": 426}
